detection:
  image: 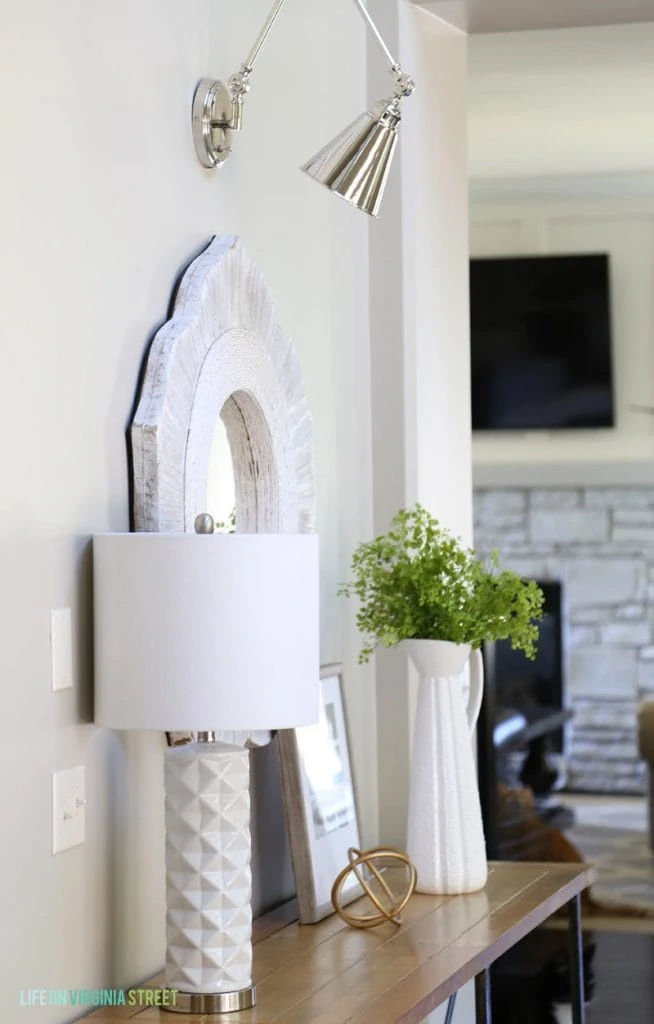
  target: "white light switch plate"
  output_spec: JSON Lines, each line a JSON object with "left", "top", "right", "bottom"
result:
{"left": 51, "top": 608, "right": 73, "bottom": 691}
{"left": 52, "top": 766, "right": 85, "bottom": 854}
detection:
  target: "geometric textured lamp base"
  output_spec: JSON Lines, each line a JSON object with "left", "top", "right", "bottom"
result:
{"left": 163, "top": 742, "right": 255, "bottom": 1013}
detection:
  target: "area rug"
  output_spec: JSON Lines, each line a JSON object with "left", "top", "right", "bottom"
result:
{"left": 562, "top": 798, "right": 654, "bottom": 932}
{"left": 567, "top": 824, "right": 654, "bottom": 912}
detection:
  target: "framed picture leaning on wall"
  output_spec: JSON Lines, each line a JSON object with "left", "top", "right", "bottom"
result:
{"left": 277, "top": 664, "right": 361, "bottom": 923}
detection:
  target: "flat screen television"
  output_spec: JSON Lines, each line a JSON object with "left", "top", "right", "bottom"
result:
{"left": 470, "top": 253, "right": 614, "bottom": 430}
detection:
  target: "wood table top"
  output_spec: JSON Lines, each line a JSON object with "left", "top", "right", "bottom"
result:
{"left": 84, "top": 861, "right": 593, "bottom": 1024}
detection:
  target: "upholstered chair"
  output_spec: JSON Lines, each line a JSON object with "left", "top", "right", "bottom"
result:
{"left": 637, "top": 701, "right": 654, "bottom": 850}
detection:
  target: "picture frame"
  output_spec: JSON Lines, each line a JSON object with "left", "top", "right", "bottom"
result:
{"left": 277, "top": 663, "right": 362, "bottom": 924}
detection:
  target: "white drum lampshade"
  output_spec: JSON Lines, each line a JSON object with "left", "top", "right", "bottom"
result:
{"left": 93, "top": 532, "right": 320, "bottom": 732}
{"left": 93, "top": 531, "right": 320, "bottom": 1015}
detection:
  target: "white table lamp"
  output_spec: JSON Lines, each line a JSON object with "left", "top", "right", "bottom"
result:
{"left": 93, "top": 531, "right": 320, "bottom": 1014}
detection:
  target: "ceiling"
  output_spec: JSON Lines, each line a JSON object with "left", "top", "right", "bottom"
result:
{"left": 427, "top": 0, "right": 654, "bottom": 33}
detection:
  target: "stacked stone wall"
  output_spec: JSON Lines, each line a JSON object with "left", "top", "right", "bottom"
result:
{"left": 474, "top": 487, "right": 654, "bottom": 794}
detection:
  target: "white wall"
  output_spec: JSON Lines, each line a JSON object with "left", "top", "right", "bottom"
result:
{"left": 469, "top": 24, "right": 654, "bottom": 485}
{"left": 371, "top": 6, "right": 475, "bottom": 1021}
{"left": 0, "top": 2, "right": 373, "bottom": 1020}
{"left": 469, "top": 23, "right": 654, "bottom": 179}
{"left": 371, "top": 0, "right": 472, "bottom": 849}
{"left": 0, "top": 1, "right": 476, "bottom": 1020}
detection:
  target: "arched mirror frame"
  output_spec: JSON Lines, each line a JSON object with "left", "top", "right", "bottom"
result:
{"left": 131, "top": 234, "right": 315, "bottom": 538}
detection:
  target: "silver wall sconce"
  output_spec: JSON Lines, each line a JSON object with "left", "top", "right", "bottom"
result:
{"left": 192, "top": 0, "right": 415, "bottom": 218}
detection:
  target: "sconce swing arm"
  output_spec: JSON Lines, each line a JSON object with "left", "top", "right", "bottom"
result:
{"left": 192, "top": 0, "right": 415, "bottom": 171}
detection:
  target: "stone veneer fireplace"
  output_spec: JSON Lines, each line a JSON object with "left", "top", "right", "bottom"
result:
{"left": 473, "top": 486, "right": 654, "bottom": 794}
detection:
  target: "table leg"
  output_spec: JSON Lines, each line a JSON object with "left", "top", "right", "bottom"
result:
{"left": 443, "top": 993, "right": 457, "bottom": 1024}
{"left": 475, "top": 969, "right": 491, "bottom": 1024}
{"left": 568, "top": 893, "right": 586, "bottom": 1024}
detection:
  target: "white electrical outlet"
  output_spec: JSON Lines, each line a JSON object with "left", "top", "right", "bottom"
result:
{"left": 51, "top": 608, "right": 73, "bottom": 691}
{"left": 52, "top": 767, "right": 86, "bottom": 854}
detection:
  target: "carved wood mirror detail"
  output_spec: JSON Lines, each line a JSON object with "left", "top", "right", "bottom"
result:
{"left": 131, "top": 235, "right": 315, "bottom": 538}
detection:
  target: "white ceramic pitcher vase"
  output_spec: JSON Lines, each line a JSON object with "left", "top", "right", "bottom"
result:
{"left": 404, "top": 639, "right": 488, "bottom": 894}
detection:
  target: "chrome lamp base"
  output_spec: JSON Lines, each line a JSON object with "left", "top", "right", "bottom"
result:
{"left": 163, "top": 985, "right": 256, "bottom": 1014}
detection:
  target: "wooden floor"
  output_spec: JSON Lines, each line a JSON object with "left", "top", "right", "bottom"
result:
{"left": 587, "top": 931, "right": 654, "bottom": 1023}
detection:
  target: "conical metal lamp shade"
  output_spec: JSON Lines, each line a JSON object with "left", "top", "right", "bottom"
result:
{"left": 301, "top": 100, "right": 401, "bottom": 218}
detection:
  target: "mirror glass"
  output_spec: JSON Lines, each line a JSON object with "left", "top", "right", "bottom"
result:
{"left": 206, "top": 411, "right": 236, "bottom": 531}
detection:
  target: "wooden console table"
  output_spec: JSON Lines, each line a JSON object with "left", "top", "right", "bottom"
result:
{"left": 83, "top": 861, "right": 593, "bottom": 1024}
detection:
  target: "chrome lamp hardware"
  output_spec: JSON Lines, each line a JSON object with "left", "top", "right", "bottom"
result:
{"left": 191, "top": 0, "right": 415, "bottom": 217}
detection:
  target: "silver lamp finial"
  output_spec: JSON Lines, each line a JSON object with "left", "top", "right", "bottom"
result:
{"left": 194, "top": 513, "right": 215, "bottom": 534}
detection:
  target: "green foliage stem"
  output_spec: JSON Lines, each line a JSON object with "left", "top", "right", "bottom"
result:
{"left": 339, "top": 505, "right": 544, "bottom": 664}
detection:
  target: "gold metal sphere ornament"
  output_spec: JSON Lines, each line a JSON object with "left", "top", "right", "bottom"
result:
{"left": 331, "top": 846, "right": 417, "bottom": 929}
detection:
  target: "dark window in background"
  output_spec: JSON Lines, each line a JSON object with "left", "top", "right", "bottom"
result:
{"left": 470, "top": 254, "right": 614, "bottom": 430}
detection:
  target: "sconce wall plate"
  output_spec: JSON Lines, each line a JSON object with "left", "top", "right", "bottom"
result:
{"left": 192, "top": 78, "right": 234, "bottom": 168}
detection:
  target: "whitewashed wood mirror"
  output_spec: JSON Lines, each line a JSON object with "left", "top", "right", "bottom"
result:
{"left": 131, "top": 234, "right": 315, "bottom": 536}
{"left": 130, "top": 234, "right": 316, "bottom": 912}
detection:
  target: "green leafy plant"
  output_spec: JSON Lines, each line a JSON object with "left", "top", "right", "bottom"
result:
{"left": 339, "top": 504, "right": 544, "bottom": 664}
